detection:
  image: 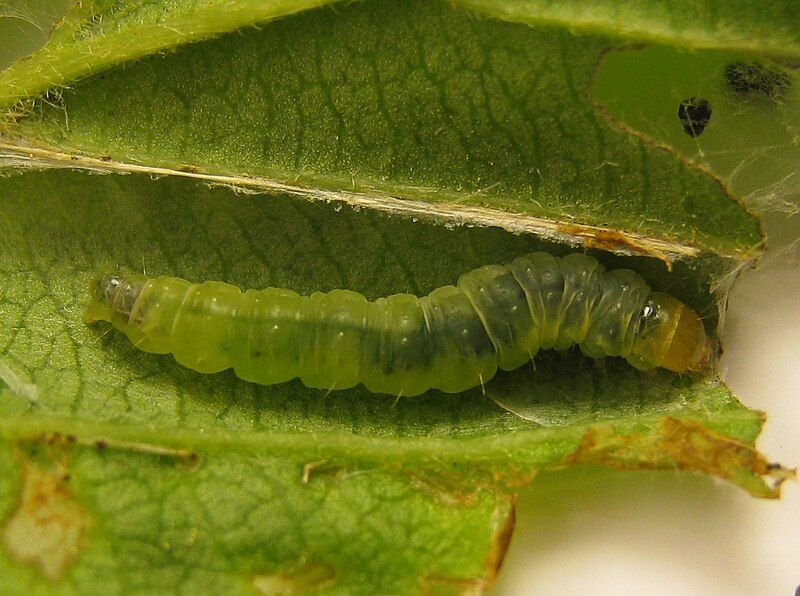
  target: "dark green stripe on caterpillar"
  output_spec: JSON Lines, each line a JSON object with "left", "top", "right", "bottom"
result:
{"left": 86, "top": 252, "right": 711, "bottom": 396}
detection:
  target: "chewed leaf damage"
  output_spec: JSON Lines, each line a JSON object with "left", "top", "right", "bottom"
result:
{"left": 2, "top": 451, "right": 90, "bottom": 581}
{"left": 562, "top": 417, "right": 795, "bottom": 498}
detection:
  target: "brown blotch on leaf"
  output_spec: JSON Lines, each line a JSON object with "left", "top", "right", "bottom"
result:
{"left": 2, "top": 452, "right": 91, "bottom": 581}
{"left": 562, "top": 417, "right": 794, "bottom": 498}
{"left": 301, "top": 460, "right": 347, "bottom": 484}
{"left": 406, "top": 466, "right": 535, "bottom": 506}
{"left": 420, "top": 574, "right": 487, "bottom": 596}
{"left": 252, "top": 561, "right": 337, "bottom": 595}
{"left": 482, "top": 495, "right": 517, "bottom": 589}
{"left": 560, "top": 223, "right": 673, "bottom": 269}
{"left": 417, "top": 495, "right": 515, "bottom": 595}
{"left": 44, "top": 432, "right": 198, "bottom": 466}
{"left": 405, "top": 472, "right": 482, "bottom": 507}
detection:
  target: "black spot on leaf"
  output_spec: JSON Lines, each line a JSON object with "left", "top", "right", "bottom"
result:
{"left": 725, "top": 62, "right": 791, "bottom": 100}
{"left": 677, "top": 98, "right": 711, "bottom": 137}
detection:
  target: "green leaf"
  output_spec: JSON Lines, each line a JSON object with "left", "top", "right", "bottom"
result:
{"left": 3, "top": 0, "right": 761, "bottom": 257}
{"left": 0, "top": 0, "right": 793, "bottom": 591}
{"left": 0, "top": 0, "right": 70, "bottom": 71}
{"left": 0, "top": 169, "right": 788, "bottom": 591}
{"left": 592, "top": 45, "right": 800, "bottom": 243}
{"left": 0, "top": 438, "right": 514, "bottom": 594}
{"left": 0, "top": 0, "right": 341, "bottom": 104}
{"left": 454, "top": 0, "right": 800, "bottom": 57}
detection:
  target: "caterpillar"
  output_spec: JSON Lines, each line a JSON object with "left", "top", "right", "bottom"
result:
{"left": 85, "top": 252, "right": 711, "bottom": 397}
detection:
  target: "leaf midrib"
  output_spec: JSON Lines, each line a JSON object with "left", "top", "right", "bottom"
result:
{"left": 0, "top": 140, "right": 749, "bottom": 261}
{"left": 0, "top": 407, "right": 761, "bottom": 465}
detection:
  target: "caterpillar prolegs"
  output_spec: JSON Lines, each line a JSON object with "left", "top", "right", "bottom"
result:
{"left": 86, "top": 252, "right": 711, "bottom": 396}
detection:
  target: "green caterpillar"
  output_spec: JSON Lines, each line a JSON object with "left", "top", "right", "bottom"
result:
{"left": 86, "top": 252, "right": 711, "bottom": 396}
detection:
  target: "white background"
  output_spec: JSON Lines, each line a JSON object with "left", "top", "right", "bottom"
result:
{"left": 495, "top": 222, "right": 800, "bottom": 595}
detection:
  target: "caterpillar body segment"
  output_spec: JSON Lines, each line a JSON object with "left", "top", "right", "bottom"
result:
{"left": 86, "top": 253, "right": 711, "bottom": 396}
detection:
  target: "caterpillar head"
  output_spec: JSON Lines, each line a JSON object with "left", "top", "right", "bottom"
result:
{"left": 630, "top": 292, "right": 711, "bottom": 373}
{"left": 84, "top": 275, "right": 145, "bottom": 326}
